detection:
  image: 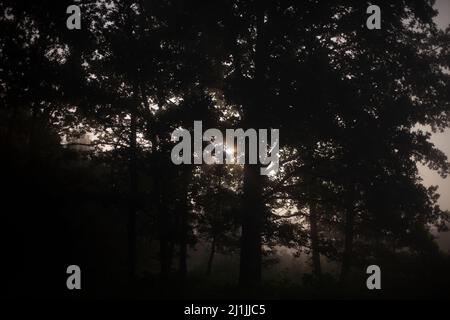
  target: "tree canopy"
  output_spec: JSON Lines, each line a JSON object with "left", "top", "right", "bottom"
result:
{"left": 1, "top": 0, "right": 450, "bottom": 298}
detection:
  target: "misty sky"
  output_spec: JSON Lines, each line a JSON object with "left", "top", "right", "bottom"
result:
{"left": 421, "top": 0, "right": 450, "bottom": 251}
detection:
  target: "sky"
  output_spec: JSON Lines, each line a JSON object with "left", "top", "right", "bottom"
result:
{"left": 421, "top": 0, "right": 450, "bottom": 252}
{"left": 434, "top": 0, "right": 450, "bottom": 30}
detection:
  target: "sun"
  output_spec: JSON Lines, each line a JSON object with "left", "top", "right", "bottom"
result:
{"left": 225, "top": 144, "right": 234, "bottom": 156}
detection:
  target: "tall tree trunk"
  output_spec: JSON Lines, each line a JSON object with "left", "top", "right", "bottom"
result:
{"left": 155, "top": 163, "right": 170, "bottom": 279}
{"left": 309, "top": 202, "right": 321, "bottom": 276}
{"left": 238, "top": 2, "right": 267, "bottom": 288}
{"left": 159, "top": 214, "right": 170, "bottom": 279}
{"left": 6, "top": 104, "right": 18, "bottom": 164}
{"left": 123, "top": 4, "right": 140, "bottom": 280}
{"left": 239, "top": 163, "right": 264, "bottom": 287}
{"left": 179, "top": 215, "right": 188, "bottom": 280}
{"left": 127, "top": 90, "right": 138, "bottom": 279}
{"left": 178, "top": 169, "right": 190, "bottom": 280}
{"left": 207, "top": 167, "right": 223, "bottom": 276}
{"left": 339, "top": 205, "right": 354, "bottom": 284}
{"left": 28, "top": 103, "right": 38, "bottom": 185}
{"left": 168, "top": 240, "right": 175, "bottom": 273}
{"left": 207, "top": 237, "right": 216, "bottom": 276}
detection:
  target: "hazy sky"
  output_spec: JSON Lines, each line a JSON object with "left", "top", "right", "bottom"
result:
{"left": 421, "top": 0, "right": 450, "bottom": 251}
{"left": 435, "top": 0, "right": 450, "bottom": 30}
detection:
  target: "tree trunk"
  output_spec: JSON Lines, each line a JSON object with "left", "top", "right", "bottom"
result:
{"left": 168, "top": 240, "right": 175, "bottom": 273}
{"left": 207, "top": 237, "right": 216, "bottom": 276}
{"left": 127, "top": 90, "right": 138, "bottom": 279}
{"left": 179, "top": 216, "right": 188, "bottom": 279}
{"left": 155, "top": 164, "right": 171, "bottom": 279}
{"left": 239, "top": 163, "right": 264, "bottom": 287}
{"left": 238, "top": 2, "right": 267, "bottom": 288}
{"left": 309, "top": 202, "right": 321, "bottom": 276}
{"left": 178, "top": 170, "right": 190, "bottom": 280}
{"left": 28, "top": 103, "right": 38, "bottom": 185}
{"left": 339, "top": 206, "right": 354, "bottom": 284}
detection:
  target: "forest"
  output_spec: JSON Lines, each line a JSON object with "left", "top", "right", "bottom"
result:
{"left": 1, "top": 0, "right": 450, "bottom": 299}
